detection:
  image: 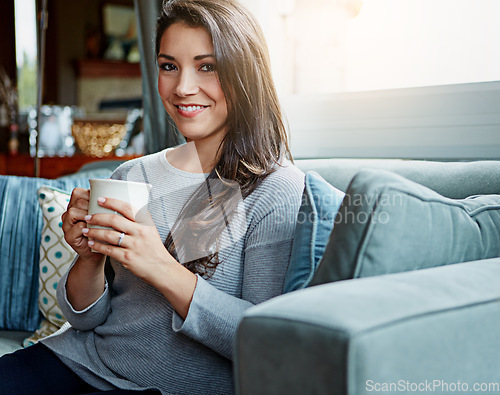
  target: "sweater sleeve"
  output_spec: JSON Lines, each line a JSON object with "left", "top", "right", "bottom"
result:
{"left": 171, "top": 199, "right": 301, "bottom": 360}
{"left": 57, "top": 258, "right": 112, "bottom": 331}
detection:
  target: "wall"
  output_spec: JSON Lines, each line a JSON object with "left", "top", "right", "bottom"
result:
{"left": 283, "top": 81, "right": 500, "bottom": 160}
{"left": 76, "top": 76, "right": 141, "bottom": 112}
{"left": 46, "top": 0, "right": 139, "bottom": 109}
{"left": 44, "top": 0, "right": 99, "bottom": 105}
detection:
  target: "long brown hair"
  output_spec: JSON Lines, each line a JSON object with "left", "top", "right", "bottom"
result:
{"left": 157, "top": 0, "right": 293, "bottom": 277}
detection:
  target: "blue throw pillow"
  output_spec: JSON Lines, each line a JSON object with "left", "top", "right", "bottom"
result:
{"left": 283, "top": 171, "right": 345, "bottom": 293}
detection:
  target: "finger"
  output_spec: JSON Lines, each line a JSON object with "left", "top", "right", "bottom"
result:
{"left": 62, "top": 207, "right": 88, "bottom": 233}
{"left": 63, "top": 220, "right": 88, "bottom": 245}
{"left": 97, "top": 197, "right": 135, "bottom": 221}
{"left": 85, "top": 212, "right": 135, "bottom": 235}
{"left": 88, "top": 238, "right": 127, "bottom": 262}
{"left": 69, "top": 187, "right": 90, "bottom": 204}
{"left": 83, "top": 227, "right": 126, "bottom": 248}
{"left": 98, "top": 197, "right": 153, "bottom": 226}
{"left": 68, "top": 188, "right": 90, "bottom": 211}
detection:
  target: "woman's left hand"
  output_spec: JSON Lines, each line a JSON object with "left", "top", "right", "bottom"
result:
{"left": 82, "top": 197, "right": 175, "bottom": 285}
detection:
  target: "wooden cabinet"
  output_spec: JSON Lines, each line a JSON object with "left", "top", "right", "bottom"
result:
{"left": 74, "top": 59, "right": 141, "bottom": 78}
{"left": 0, "top": 154, "right": 140, "bottom": 179}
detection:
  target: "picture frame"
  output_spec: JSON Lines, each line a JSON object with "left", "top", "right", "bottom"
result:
{"left": 28, "top": 106, "right": 79, "bottom": 157}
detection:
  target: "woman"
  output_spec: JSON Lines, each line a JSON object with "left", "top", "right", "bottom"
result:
{"left": 0, "top": 0, "right": 304, "bottom": 393}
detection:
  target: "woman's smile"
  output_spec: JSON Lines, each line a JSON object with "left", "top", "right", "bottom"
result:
{"left": 175, "top": 104, "right": 208, "bottom": 118}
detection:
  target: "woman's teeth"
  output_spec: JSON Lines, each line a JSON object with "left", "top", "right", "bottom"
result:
{"left": 178, "top": 105, "right": 204, "bottom": 112}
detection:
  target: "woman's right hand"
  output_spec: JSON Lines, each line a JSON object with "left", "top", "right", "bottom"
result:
{"left": 61, "top": 187, "right": 104, "bottom": 263}
{"left": 62, "top": 188, "right": 107, "bottom": 311}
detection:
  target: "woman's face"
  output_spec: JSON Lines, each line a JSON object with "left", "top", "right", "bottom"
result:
{"left": 157, "top": 23, "right": 228, "bottom": 147}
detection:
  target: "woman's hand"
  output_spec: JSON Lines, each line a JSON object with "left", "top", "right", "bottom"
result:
{"left": 61, "top": 187, "right": 104, "bottom": 264}
{"left": 62, "top": 187, "right": 107, "bottom": 310}
{"left": 83, "top": 197, "right": 176, "bottom": 285}
{"left": 83, "top": 197, "right": 197, "bottom": 318}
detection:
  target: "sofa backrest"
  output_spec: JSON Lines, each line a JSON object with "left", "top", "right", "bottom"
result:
{"left": 295, "top": 158, "right": 500, "bottom": 198}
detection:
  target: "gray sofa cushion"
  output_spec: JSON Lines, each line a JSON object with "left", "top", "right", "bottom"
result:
{"left": 310, "top": 169, "right": 500, "bottom": 286}
{"left": 296, "top": 159, "right": 500, "bottom": 199}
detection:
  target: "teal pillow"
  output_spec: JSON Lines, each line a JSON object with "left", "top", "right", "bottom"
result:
{"left": 310, "top": 169, "right": 500, "bottom": 286}
{"left": 284, "top": 171, "right": 345, "bottom": 292}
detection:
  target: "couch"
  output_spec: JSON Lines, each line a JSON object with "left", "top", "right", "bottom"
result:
{"left": 235, "top": 158, "right": 500, "bottom": 395}
{"left": 1, "top": 158, "right": 500, "bottom": 394}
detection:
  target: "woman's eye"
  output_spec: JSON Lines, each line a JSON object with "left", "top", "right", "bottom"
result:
{"left": 160, "top": 63, "right": 177, "bottom": 72}
{"left": 200, "top": 63, "right": 216, "bottom": 72}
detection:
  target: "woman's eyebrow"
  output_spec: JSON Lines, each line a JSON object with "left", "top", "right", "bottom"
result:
{"left": 194, "top": 54, "right": 215, "bottom": 60}
{"left": 157, "top": 53, "right": 215, "bottom": 61}
{"left": 158, "top": 54, "right": 175, "bottom": 60}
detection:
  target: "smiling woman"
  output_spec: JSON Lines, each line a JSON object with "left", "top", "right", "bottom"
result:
{"left": 0, "top": 1, "right": 305, "bottom": 394}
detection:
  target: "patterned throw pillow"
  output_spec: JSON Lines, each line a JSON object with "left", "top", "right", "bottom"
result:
{"left": 24, "top": 187, "right": 76, "bottom": 346}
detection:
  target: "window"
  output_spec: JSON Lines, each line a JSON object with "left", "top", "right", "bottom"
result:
{"left": 14, "top": 0, "right": 38, "bottom": 110}
{"left": 244, "top": 0, "right": 500, "bottom": 95}
{"left": 241, "top": 0, "right": 500, "bottom": 160}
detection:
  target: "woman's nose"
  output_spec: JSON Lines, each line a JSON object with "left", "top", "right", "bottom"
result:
{"left": 174, "top": 70, "right": 199, "bottom": 97}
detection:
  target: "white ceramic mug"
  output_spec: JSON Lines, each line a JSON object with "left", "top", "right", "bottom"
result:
{"left": 88, "top": 179, "right": 152, "bottom": 249}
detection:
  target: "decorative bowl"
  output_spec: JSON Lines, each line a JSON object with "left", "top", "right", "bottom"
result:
{"left": 71, "top": 119, "right": 126, "bottom": 157}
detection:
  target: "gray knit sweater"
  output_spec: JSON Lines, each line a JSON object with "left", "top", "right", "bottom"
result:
{"left": 42, "top": 149, "right": 304, "bottom": 394}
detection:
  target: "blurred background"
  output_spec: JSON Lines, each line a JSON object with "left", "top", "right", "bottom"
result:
{"left": 1, "top": 0, "right": 500, "bottom": 178}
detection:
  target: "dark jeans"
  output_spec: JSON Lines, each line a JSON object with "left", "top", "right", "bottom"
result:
{"left": 0, "top": 343, "right": 158, "bottom": 395}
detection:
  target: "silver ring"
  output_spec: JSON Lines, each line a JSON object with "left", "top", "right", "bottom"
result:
{"left": 117, "top": 232, "right": 125, "bottom": 247}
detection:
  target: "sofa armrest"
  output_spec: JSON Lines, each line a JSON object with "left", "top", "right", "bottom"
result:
{"left": 235, "top": 258, "right": 500, "bottom": 395}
